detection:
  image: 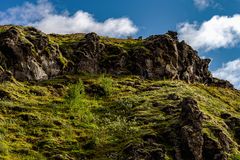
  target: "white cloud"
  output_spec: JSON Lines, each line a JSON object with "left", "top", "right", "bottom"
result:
{"left": 35, "top": 11, "right": 137, "bottom": 37}
{"left": 0, "top": 0, "right": 138, "bottom": 37}
{"left": 0, "top": 0, "right": 53, "bottom": 25}
{"left": 178, "top": 14, "right": 240, "bottom": 51}
{"left": 194, "top": 0, "right": 211, "bottom": 10}
{"left": 213, "top": 59, "right": 240, "bottom": 89}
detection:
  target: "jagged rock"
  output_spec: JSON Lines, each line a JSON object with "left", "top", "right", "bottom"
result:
{"left": 143, "top": 33, "right": 213, "bottom": 84}
{"left": 180, "top": 126, "right": 204, "bottom": 160}
{"left": 203, "top": 134, "right": 227, "bottom": 160}
{"left": 0, "top": 26, "right": 235, "bottom": 89}
{"left": 166, "top": 31, "right": 178, "bottom": 40}
{"left": 208, "top": 77, "right": 234, "bottom": 88}
{"left": 224, "top": 116, "right": 240, "bottom": 144}
{"left": 75, "top": 32, "right": 105, "bottom": 73}
{"left": 180, "top": 98, "right": 203, "bottom": 130}
{"left": 211, "top": 128, "right": 232, "bottom": 153}
{"left": 58, "top": 29, "right": 233, "bottom": 88}
{"left": 100, "top": 44, "right": 128, "bottom": 75}
{"left": 0, "top": 26, "right": 62, "bottom": 81}
{"left": 178, "top": 97, "right": 204, "bottom": 160}
{"left": 171, "top": 98, "right": 233, "bottom": 160}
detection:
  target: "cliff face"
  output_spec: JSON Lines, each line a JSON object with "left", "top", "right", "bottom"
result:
{"left": 0, "top": 26, "right": 233, "bottom": 88}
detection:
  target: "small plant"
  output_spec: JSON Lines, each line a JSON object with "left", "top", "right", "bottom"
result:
{"left": 66, "top": 79, "right": 85, "bottom": 112}
{"left": 65, "top": 79, "right": 95, "bottom": 124}
{"left": 98, "top": 75, "right": 113, "bottom": 96}
{"left": 68, "top": 79, "right": 85, "bottom": 100}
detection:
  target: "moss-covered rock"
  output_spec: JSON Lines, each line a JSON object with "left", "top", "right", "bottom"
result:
{"left": 0, "top": 25, "right": 233, "bottom": 89}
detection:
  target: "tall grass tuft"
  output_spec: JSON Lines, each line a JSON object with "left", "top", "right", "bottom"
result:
{"left": 98, "top": 75, "right": 113, "bottom": 96}
{"left": 66, "top": 79, "right": 95, "bottom": 124}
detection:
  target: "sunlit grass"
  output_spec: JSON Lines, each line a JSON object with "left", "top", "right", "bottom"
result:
{"left": 0, "top": 75, "right": 239, "bottom": 159}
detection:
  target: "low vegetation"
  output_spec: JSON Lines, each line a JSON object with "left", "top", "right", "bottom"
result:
{"left": 0, "top": 74, "right": 239, "bottom": 159}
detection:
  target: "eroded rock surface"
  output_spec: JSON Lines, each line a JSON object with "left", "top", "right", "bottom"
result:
{"left": 163, "top": 98, "right": 234, "bottom": 160}
{"left": 0, "top": 26, "right": 62, "bottom": 81}
{"left": 0, "top": 26, "right": 233, "bottom": 89}
{"left": 177, "top": 98, "right": 204, "bottom": 160}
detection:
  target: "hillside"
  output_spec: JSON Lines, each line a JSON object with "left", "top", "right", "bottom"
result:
{"left": 0, "top": 25, "right": 239, "bottom": 160}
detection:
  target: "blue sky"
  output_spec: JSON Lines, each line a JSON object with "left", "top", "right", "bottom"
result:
{"left": 0, "top": 0, "right": 240, "bottom": 88}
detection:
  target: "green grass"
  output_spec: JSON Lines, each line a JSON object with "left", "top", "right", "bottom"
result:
{"left": 0, "top": 75, "right": 239, "bottom": 159}
{"left": 49, "top": 33, "right": 85, "bottom": 45}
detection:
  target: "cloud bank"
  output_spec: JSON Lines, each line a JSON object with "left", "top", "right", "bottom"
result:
{"left": 0, "top": 0, "right": 138, "bottom": 37}
{"left": 213, "top": 59, "right": 240, "bottom": 89}
{"left": 178, "top": 14, "right": 240, "bottom": 51}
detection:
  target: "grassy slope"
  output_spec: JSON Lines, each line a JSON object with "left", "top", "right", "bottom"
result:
{"left": 0, "top": 75, "right": 239, "bottom": 159}
{"left": 0, "top": 26, "right": 239, "bottom": 159}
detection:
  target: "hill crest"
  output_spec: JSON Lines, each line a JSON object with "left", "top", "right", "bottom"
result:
{"left": 0, "top": 25, "right": 233, "bottom": 88}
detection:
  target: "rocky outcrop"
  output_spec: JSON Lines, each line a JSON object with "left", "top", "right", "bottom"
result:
{"left": 98, "top": 31, "right": 213, "bottom": 84}
{"left": 179, "top": 98, "right": 204, "bottom": 160}
{"left": 167, "top": 97, "right": 205, "bottom": 160}
{"left": 208, "top": 77, "right": 234, "bottom": 88}
{"left": 0, "top": 26, "right": 234, "bottom": 88}
{"left": 59, "top": 31, "right": 234, "bottom": 88}
{"left": 62, "top": 32, "right": 105, "bottom": 73}
{"left": 0, "top": 26, "right": 62, "bottom": 81}
{"left": 222, "top": 113, "right": 240, "bottom": 144}
{"left": 143, "top": 32, "right": 212, "bottom": 83}
{"left": 166, "top": 98, "right": 234, "bottom": 160}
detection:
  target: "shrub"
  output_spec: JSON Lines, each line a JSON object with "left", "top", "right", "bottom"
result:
{"left": 67, "top": 79, "right": 85, "bottom": 110}
{"left": 68, "top": 79, "right": 85, "bottom": 99}
{"left": 98, "top": 75, "right": 113, "bottom": 96}
{"left": 65, "top": 80, "right": 95, "bottom": 123}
